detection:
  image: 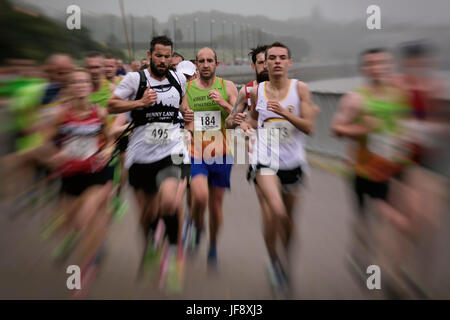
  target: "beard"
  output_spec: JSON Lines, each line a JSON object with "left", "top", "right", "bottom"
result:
{"left": 256, "top": 71, "right": 269, "bottom": 83}
{"left": 200, "top": 70, "right": 215, "bottom": 81}
{"left": 150, "top": 60, "right": 168, "bottom": 77}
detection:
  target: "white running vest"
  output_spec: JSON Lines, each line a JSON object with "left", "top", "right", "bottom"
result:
{"left": 255, "top": 79, "right": 307, "bottom": 170}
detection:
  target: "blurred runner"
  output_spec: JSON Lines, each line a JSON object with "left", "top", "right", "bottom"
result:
{"left": 47, "top": 69, "right": 114, "bottom": 296}
{"left": 104, "top": 54, "right": 123, "bottom": 90}
{"left": 331, "top": 48, "right": 418, "bottom": 297}
{"left": 0, "top": 56, "right": 74, "bottom": 212}
{"left": 116, "top": 59, "right": 127, "bottom": 76}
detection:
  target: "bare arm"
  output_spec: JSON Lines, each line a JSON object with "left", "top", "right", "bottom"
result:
{"left": 211, "top": 80, "right": 238, "bottom": 114}
{"left": 240, "top": 86, "right": 258, "bottom": 131}
{"left": 267, "top": 81, "right": 318, "bottom": 135}
{"left": 110, "top": 113, "right": 129, "bottom": 140}
{"left": 331, "top": 91, "right": 374, "bottom": 138}
{"left": 107, "top": 93, "right": 147, "bottom": 114}
{"left": 225, "top": 86, "right": 248, "bottom": 129}
{"left": 98, "top": 107, "right": 114, "bottom": 149}
{"left": 180, "top": 94, "right": 194, "bottom": 131}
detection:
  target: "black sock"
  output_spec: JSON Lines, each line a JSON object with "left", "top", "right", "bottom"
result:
{"left": 148, "top": 218, "right": 159, "bottom": 233}
{"left": 163, "top": 214, "right": 179, "bottom": 245}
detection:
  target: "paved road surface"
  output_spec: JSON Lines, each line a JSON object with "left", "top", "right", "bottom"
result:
{"left": 0, "top": 160, "right": 401, "bottom": 299}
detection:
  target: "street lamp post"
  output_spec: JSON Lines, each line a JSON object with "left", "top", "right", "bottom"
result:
{"left": 130, "top": 14, "right": 135, "bottom": 60}
{"left": 240, "top": 24, "right": 244, "bottom": 61}
{"left": 210, "top": 19, "right": 215, "bottom": 48}
{"left": 232, "top": 22, "right": 236, "bottom": 65}
{"left": 186, "top": 25, "right": 191, "bottom": 44}
{"left": 222, "top": 20, "right": 226, "bottom": 63}
{"left": 193, "top": 17, "right": 198, "bottom": 57}
{"left": 152, "top": 16, "right": 156, "bottom": 38}
{"left": 173, "top": 16, "right": 178, "bottom": 50}
{"left": 246, "top": 23, "right": 250, "bottom": 53}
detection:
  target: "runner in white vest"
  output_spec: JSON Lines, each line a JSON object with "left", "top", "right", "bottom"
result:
{"left": 240, "top": 42, "right": 319, "bottom": 297}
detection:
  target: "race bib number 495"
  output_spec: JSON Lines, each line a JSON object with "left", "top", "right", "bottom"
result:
{"left": 145, "top": 122, "right": 180, "bottom": 144}
{"left": 194, "top": 111, "right": 221, "bottom": 131}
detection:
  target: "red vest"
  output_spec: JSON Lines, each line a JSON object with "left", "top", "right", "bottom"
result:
{"left": 244, "top": 80, "right": 256, "bottom": 110}
{"left": 57, "top": 105, "right": 105, "bottom": 177}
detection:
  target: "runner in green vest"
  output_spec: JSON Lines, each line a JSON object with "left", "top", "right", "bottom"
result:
{"left": 182, "top": 47, "right": 238, "bottom": 269}
{"left": 85, "top": 52, "right": 125, "bottom": 219}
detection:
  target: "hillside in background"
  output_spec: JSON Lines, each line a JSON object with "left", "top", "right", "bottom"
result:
{"left": 0, "top": 0, "right": 125, "bottom": 63}
{"left": 8, "top": 1, "right": 450, "bottom": 67}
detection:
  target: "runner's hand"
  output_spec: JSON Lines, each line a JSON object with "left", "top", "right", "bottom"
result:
{"left": 267, "top": 101, "right": 286, "bottom": 116}
{"left": 183, "top": 107, "right": 194, "bottom": 122}
{"left": 208, "top": 89, "right": 225, "bottom": 106}
{"left": 47, "top": 151, "right": 71, "bottom": 170}
{"left": 139, "top": 86, "right": 157, "bottom": 107}
{"left": 96, "top": 147, "right": 113, "bottom": 167}
{"left": 362, "top": 115, "right": 382, "bottom": 131}
{"left": 234, "top": 112, "right": 247, "bottom": 125}
{"left": 240, "top": 121, "right": 255, "bottom": 135}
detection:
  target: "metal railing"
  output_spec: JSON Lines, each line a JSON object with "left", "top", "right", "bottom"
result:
{"left": 235, "top": 83, "right": 346, "bottom": 159}
{"left": 306, "top": 92, "right": 346, "bottom": 159}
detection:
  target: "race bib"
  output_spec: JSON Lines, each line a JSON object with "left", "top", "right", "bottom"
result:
{"left": 194, "top": 111, "right": 221, "bottom": 131}
{"left": 368, "top": 133, "right": 406, "bottom": 162}
{"left": 145, "top": 122, "right": 180, "bottom": 145}
{"left": 265, "top": 120, "right": 294, "bottom": 143}
{"left": 63, "top": 136, "right": 98, "bottom": 160}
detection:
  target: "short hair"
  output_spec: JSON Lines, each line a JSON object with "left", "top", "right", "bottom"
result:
{"left": 45, "top": 53, "right": 72, "bottom": 66}
{"left": 85, "top": 52, "right": 103, "bottom": 59}
{"left": 104, "top": 53, "right": 115, "bottom": 60}
{"left": 71, "top": 67, "right": 91, "bottom": 78}
{"left": 150, "top": 35, "right": 173, "bottom": 53}
{"left": 399, "top": 40, "right": 433, "bottom": 59}
{"left": 172, "top": 52, "right": 184, "bottom": 60}
{"left": 265, "top": 42, "right": 291, "bottom": 59}
{"left": 196, "top": 47, "right": 218, "bottom": 63}
{"left": 249, "top": 45, "right": 268, "bottom": 64}
{"left": 358, "top": 47, "right": 389, "bottom": 67}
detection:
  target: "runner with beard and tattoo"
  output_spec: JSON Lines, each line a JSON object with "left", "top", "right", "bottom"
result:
{"left": 224, "top": 47, "right": 274, "bottom": 271}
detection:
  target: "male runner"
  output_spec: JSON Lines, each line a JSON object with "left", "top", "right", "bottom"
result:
{"left": 170, "top": 52, "right": 184, "bottom": 70}
{"left": 104, "top": 54, "right": 123, "bottom": 89}
{"left": 84, "top": 52, "right": 112, "bottom": 109}
{"left": 108, "top": 36, "right": 193, "bottom": 286}
{"left": 183, "top": 47, "right": 238, "bottom": 268}
{"left": 331, "top": 48, "right": 413, "bottom": 295}
{"left": 225, "top": 45, "right": 269, "bottom": 129}
{"left": 116, "top": 59, "right": 126, "bottom": 76}
{"left": 240, "top": 42, "right": 317, "bottom": 294}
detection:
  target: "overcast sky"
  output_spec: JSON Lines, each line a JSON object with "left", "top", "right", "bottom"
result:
{"left": 17, "top": 0, "right": 450, "bottom": 24}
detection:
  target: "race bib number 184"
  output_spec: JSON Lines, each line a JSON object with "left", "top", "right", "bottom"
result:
{"left": 194, "top": 111, "right": 221, "bottom": 131}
